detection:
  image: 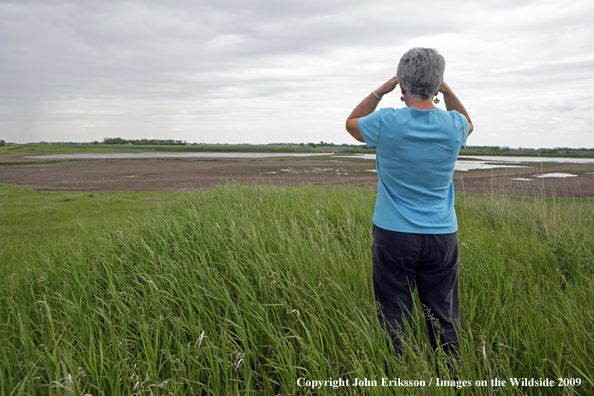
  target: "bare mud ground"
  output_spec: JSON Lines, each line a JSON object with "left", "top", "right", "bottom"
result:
{"left": 1, "top": 153, "right": 594, "bottom": 198}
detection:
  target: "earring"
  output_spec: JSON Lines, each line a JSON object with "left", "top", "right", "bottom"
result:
{"left": 400, "top": 96, "right": 405, "bottom": 102}
{"left": 433, "top": 98, "right": 440, "bottom": 104}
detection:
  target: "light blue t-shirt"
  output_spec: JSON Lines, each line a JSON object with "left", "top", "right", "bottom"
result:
{"left": 358, "top": 107, "right": 469, "bottom": 234}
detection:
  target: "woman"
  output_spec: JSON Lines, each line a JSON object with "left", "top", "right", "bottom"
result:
{"left": 345, "top": 47, "right": 473, "bottom": 356}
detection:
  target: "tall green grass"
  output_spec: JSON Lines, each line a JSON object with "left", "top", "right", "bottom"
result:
{"left": 1, "top": 185, "right": 592, "bottom": 395}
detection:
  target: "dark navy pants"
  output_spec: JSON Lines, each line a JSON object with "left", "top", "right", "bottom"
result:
{"left": 372, "top": 225, "right": 460, "bottom": 356}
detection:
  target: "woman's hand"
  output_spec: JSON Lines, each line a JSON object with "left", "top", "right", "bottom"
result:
{"left": 438, "top": 81, "right": 451, "bottom": 95}
{"left": 438, "top": 81, "right": 474, "bottom": 135}
{"left": 346, "top": 76, "right": 400, "bottom": 142}
{"left": 376, "top": 76, "right": 400, "bottom": 96}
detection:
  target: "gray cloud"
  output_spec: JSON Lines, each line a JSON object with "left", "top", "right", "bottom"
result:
{"left": 1, "top": 0, "right": 594, "bottom": 147}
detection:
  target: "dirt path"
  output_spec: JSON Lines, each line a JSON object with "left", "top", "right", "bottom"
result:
{"left": 1, "top": 153, "right": 593, "bottom": 197}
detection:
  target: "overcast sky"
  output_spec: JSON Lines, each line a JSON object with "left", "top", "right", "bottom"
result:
{"left": 1, "top": 0, "right": 593, "bottom": 148}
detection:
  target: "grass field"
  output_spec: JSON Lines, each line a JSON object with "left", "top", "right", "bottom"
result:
{"left": 0, "top": 144, "right": 322, "bottom": 156}
{"left": 459, "top": 149, "right": 594, "bottom": 158}
{"left": 4, "top": 143, "right": 594, "bottom": 160}
{"left": 0, "top": 184, "right": 185, "bottom": 273}
{"left": 1, "top": 184, "right": 593, "bottom": 395}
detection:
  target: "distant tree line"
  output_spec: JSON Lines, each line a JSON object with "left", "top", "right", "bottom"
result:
{"left": 0, "top": 140, "right": 5, "bottom": 147}
{"left": 101, "top": 138, "right": 186, "bottom": 145}
{"left": 465, "top": 145, "right": 512, "bottom": 151}
{"left": 548, "top": 147, "right": 594, "bottom": 152}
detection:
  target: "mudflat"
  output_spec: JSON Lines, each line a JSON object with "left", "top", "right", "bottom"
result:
{"left": 1, "top": 152, "right": 594, "bottom": 197}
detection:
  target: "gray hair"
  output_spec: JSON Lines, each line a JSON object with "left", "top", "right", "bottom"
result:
{"left": 397, "top": 48, "right": 445, "bottom": 100}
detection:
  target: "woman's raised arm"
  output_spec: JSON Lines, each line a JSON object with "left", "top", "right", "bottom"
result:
{"left": 439, "top": 82, "right": 474, "bottom": 135}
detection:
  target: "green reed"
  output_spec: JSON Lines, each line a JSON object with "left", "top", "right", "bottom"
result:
{"left": 0, "top": 184, "right": 592, "bottom": 395}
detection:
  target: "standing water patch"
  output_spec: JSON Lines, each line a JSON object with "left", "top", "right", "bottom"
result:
{"left": 534, "top": 173, "right": 577, "bottom": 178}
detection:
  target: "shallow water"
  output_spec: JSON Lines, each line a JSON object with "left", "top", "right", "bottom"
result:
{"left": 28, "top": 152, "right": 594, "bottom": 174}
{"left": 534, "top": 173, "right": 577, "bottom": 178}
{"left": 337, "top": 154, "right": 594, "bottom": 172}
{"left": 455, "top": 161, "right": 526, "bottom": 172}
{"left": 458, "top": 155, "right": 594, "bottom": 164}
{"left": 336, "top": 154, "right": 530, "bottom": 172}
{"left": 513, "top": 173, "right": 580, "bottom": 181}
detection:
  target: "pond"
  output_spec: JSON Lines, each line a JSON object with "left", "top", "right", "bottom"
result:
{"left": 29, "top": 152, "right": 594, "bottom": 174}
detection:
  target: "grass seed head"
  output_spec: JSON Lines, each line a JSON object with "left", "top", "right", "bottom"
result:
{"left": 146, "top": 279, "right": 158, "bottom": 290}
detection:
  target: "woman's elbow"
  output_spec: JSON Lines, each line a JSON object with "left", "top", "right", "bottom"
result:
{"left": 346, "top": 119, "right": 365, "bottom": 142}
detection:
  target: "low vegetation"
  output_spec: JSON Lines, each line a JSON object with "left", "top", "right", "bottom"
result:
{"left": 101, "top": 138, "right": 187, "bottom": 145}
{"left": 459, "top": 148, "right": 594, "bottom": 158}
{"left": 325, "top": 147, "right": 594, "bottom": 158}
{"left": 1, "top": 184, "right": 592, "bottom": 394}
{"left": 5, "top": 143, "right": 594, "bottom": 159}
{"left": 0, "top": 184, "right": 184, "bottom": 272}
{"left": 0, "top": 144, "right": 322, "bottom": 156}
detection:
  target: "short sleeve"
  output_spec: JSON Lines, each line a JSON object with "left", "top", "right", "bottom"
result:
{"left": 358, "top": 110, "right": 382, "bottom": 148}
{"left": 451, "top": 110, "right": 470, "bottom": 149}
{"left": 460, "top": 113, "right": 470, "bottom": 149}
